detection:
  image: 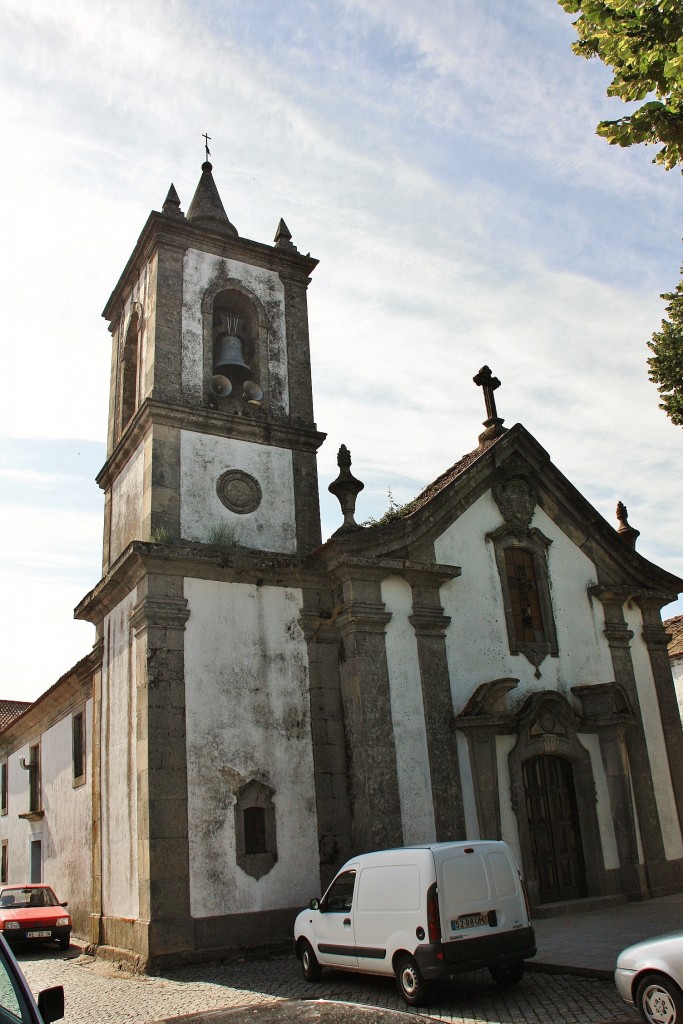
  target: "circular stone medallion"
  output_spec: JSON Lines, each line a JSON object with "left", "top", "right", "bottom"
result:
{"left": 216, "top": 470, "right": 262, "bottom": 514}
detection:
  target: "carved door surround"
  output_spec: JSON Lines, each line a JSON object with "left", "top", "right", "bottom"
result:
{"left": 456, "top": 679, "right": 632, "bottom": 908}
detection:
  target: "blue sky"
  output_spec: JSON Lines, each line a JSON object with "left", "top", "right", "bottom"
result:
{"left": 1, "top": 0, "right": 682, "bottom": 699}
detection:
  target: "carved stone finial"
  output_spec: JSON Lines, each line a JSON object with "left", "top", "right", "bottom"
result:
{"left": 162, "top": 183, "right": 184, "bottom": 218}
{"left": 274, "top": 218, "right": 297, "bottom": 251}
{"left": 616, "top": 501, "right": 640, "bottom": 549}
{"left": 473, "top": 365, "right": 506, "bottom": 443}
{"left": 328, "top": 445, "right": 364, "bottom": 534}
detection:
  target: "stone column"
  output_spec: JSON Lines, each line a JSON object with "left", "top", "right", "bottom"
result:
{"left": 130, "top": 573, "right": 192, "bottom": 967}
{"left": 333, "top": 566, "right": 403, "bottom": 852}
{"left": 406, "top": 570, "right": 465, "bottom": 840}
{"left": 300, "top": 598, "right": 354, "bottom": 889}
{"left": 591, "top": 587, "right": 668, "bottom": 891}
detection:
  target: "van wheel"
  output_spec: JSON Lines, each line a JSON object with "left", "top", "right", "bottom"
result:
{"left": 395, "top": 954, "right": 429, "bottom": 1006}
{"left": 300, "top": 939, "right": 322, "bottom": 982}
{"left": 489, "top": 961, "right": 525, "bottom": 986}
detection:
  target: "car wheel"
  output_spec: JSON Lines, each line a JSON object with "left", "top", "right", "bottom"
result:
{"left": 59, "top": 937, "right": 70, "bottom": 951}
{"left": 636, "top": 972, "right": 683, "bottom": 1024}
{"left": 395, "top": 954, "right": 429, "bottom": 1006}
{"left": 489, "top": 960, "right": 525, "bottom": 986}
{"left": 300, "top": 939, "right": 322, "bottom": 982}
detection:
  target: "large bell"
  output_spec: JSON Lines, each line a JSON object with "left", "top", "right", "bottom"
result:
{"left": 214, "top": 332, "right": 251, "bottom": 383}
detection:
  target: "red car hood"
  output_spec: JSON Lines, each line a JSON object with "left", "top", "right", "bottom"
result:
{"left": 0, "top": 907, "right": 70, "bottom": 925}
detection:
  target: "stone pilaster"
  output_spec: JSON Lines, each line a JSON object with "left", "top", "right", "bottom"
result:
{"left": 333, "top": 568, "right": 402, "bottom": 852}
{"left": 406, "top": 571, "right": 465, "bottom": 841}
{"left": 571, "top": 683, "right": 647, "bottom": 898}
{"left": 590, "top": 587, "right": 669, "bottom": 892}
{"left": 300, "top": 599, "right": 353, "bottom": 888}
{"left": 129, "top": 574, "right": 192, "bottom": 965}
{"left": 89, "top": 635, "right": 104, "bottom": 949}
{"left": 637, "top": 594, "right": 683, "bottom": 834}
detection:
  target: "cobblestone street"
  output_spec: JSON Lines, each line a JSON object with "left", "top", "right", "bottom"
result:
{"left": 16, "top": 949, "right": 638, "bottom": 1024}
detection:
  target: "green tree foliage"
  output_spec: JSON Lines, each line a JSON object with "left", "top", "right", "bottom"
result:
{"left": 558, "top": 0, "right": 683, "bottom": 170}
{"left": 647, "top": 274, "right": 683, "bottom": 424}
{"left": 559, "top": 1, "right": 683, "bottom": 426}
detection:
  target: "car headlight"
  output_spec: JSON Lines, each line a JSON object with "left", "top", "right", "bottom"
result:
{"left": 55, "top": 918, "right": 70, "bottom": 928}
{"left": 3, "top": 921, "right": 20, "bottom": 930}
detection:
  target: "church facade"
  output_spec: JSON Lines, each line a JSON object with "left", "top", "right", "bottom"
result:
{"left": 1, "top": 161, "right": 683, "bottom": 970}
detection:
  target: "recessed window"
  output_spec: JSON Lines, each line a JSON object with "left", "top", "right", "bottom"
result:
{"left": 29, "top": 745, "right": 40, "bottom": 814}
{"left": 1, "top": 762, "right": 7, "bottom": 816}
{"left": 243, "top": 806, "right": 267, "bottom": 855}
{"left": 1, "top": 841, "right": 7, "bottom": 884}
{"left": 234, "top": 780, "right": 277, "bottom": 880}
{"left": 505, "top": 548, "right": 546, "bottom": 644}
{"left": 72, "top": 711, "right": 85, "bottom": 784}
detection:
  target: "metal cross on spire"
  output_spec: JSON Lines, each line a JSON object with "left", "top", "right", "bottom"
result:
{"left": 473, "top": 365, "right": 506, "bottom": 443}
{"left": 202, "top": 132, "right": 211, "bottom": 162}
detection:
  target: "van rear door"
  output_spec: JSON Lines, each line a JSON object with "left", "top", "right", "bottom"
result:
{"left": 433, "top": 842, "right": 527, "bottom": 944}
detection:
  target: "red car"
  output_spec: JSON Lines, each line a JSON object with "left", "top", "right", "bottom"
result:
{"left": 0, "top": 885, "right": 71, "bottom": 950}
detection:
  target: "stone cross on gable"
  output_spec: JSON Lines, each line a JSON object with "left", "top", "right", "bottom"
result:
{"left": 473, "top": 365, "right": 506, "bottom": 443}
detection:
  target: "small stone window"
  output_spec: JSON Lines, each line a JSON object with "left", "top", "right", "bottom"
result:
{"left": 72, "top": 710, "right": 85, "bottom": 785}
{"left": 1, "top": 762, "right": 7, "bottom": 816}
{"left": 234, "top": 780, "right": 277, "bottom": 880}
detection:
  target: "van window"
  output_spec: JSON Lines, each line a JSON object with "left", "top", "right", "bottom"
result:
{"left": 357, "top": 865, "right": 421, "bottom": 912}
{"left": 322, "top": 870, "right": 356, "bottom": 913}
{"left": 487, "top": 850, "right": 517, "bottom": 897}
{"left": 442, "top": 853, "right": 490, "bottom": 901}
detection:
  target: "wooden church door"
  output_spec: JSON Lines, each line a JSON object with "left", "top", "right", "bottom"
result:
{"left": 523, "top": 755, "right": 587, "bottom": 903}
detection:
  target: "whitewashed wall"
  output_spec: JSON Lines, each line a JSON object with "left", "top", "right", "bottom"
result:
{"left": 673, "top": 657, "right": 683, "bottom": 722}
{"left": 381, "top": 575, "right": 436, "bottom": 845}
{"left": 100, "top": 589, "right": 139, "bottom": 919}
{"left": 180, "top": 430, "right": 296, "bottom": 553}
{"left": 184, "top": 578, "right": 318, "bottom": 918}
{"left": 435, "top": 491, "right": 615, "bottom": 709}
{"left": 110, "top": 440, "right": 145, "bottom": 561}
{"left": 181, "top": 249, "right": 288, "bottom": 412}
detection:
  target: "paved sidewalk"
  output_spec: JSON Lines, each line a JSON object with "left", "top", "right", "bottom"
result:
{"left": 532, "top": 892, "right": 683, "bottom": 977}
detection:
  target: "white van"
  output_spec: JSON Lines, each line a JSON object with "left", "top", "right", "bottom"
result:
{"left": 293, "top": 840, "right": 536, "bottom": 1005}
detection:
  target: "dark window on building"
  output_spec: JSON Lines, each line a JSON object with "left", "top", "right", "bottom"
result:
{"left": 1, "top": 841, "right": 7, "bottom": 883}
{"left": 243, "top": 806, "right": 267, "bottom": 855}
{"left": 505, "top": 548, "right": 546, "bottom": 644}
{"left": 234, "top": 779, "right": 277, "bottom": 879}
{"left": 30, "top": 840, "right": 41, "bottom": 884}
{"left": 1, "top": 762, "right": 7, "bottom": 815}
{"left": 72, "top": 711, "right": 85, "bottom": 782}
{"left": 29, "top": 746, "right": 40, "bottom": 814}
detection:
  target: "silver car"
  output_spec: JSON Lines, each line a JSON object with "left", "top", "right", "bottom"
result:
{"left": 615, "top": 932, "right": 683, "bottom": 1024}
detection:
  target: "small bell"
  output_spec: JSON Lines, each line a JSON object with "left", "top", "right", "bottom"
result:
{"left": 213, "top": 313, "right": 251, "bottom": 383}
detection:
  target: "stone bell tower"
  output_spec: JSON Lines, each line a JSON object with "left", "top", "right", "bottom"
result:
{"left": 100, "top": 159, "right": 324, "bottom": 570}
{"left": 78, "top": 159, "right": 326, "bottom": 969}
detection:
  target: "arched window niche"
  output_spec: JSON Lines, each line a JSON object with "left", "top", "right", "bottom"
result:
{"left": 201, "top": 284, "right": 268, "bottom": 407}
{"left": 234, "top": 778, "right": 277, "bottom": 880}
{"left": 118, "top": 305, "right": 142, "bottom": 439}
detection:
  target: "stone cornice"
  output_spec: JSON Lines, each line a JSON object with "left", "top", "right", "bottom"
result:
{"left": 97, "top": 398, "right": 326, "bottom": 489}
{"left": 75, "top": 541, "right": 328, "bottom": 624}
{"left": 103, "top": 211, "right": 318, "bottom": 329}
{"left": 129, "top": 596, "right": 190, "bottom": 633}
{"left": 409, "top": 607, "right": 452, "bottom": 636}
{"left": 326, "top": 555, "right": 460, "bottom": 587}
{"left": 589, "top": 585, "right": 679, "bottom": 610}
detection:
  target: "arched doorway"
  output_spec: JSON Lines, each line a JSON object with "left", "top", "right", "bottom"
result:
{"left": 523, "top": 754, "right": 587, "bottom": 903}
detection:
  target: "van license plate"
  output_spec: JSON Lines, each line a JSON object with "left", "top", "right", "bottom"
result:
{"left": 451, "top": 913, "right": 488, "bottom": 931}
{"left": 27, "top": 931, "right": 51, "bottom": 938}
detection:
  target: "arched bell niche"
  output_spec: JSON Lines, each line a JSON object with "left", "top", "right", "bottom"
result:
{"left": 201, "top": 283, "right": 269, "bottom": 405}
